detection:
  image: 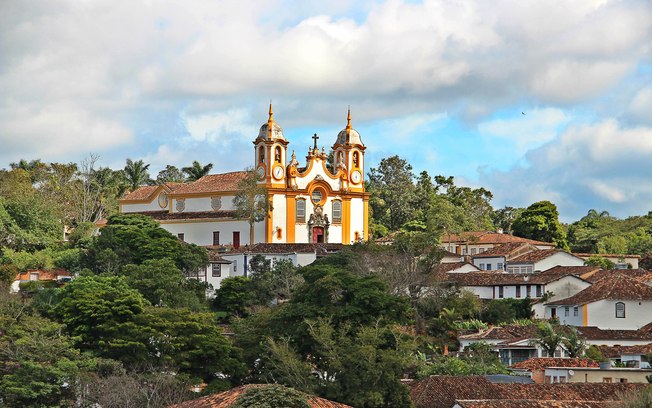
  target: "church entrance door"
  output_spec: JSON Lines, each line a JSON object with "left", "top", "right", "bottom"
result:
{"left": 312, "top": 227, "right": 324, "bottom": 243}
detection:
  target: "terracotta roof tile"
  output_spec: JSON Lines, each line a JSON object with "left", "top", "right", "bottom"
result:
{"left": 171, "top": 171, "right": 248, "bottom": 195}
{"left": 168, "top": 384, "right": 352, "bottom": 408}
{"left": 441, "top": 231, "right": 554, "bottom": 247}
{"left": 547, "top": 273, "right": 652, "bottom": 305}
{"left": 122, "top": 185, "right": 161, "bottom": 201}
{"left": 583, "top": 269, "right": 651, "bottom": 283}
{"left": 410, "top": 376, "right": 644, "bottom": 408}
{"left": 454, "top": 400, "right": 610, "bottom": 408}
{"left": 575, "top": 326, "right": 652, "bottom": 341}
{"left": 437, "top": 262, "right": 480, "bottom": 273}
{"left": 510, "top": 358, "right": 599, "bottom": 370}
{"left": 225, "top": 243, "right": 345, "bottom": 255}
{"left": 445, "top": 270, "right": 583, "bottom": 286}
{"left": 509, "top": 249, "right": 568, "bottom": 263}
{"left": 542, "top": 266, "right": 602, "bottom": 277}
{"left": 472, "top": 243, "right": 536, "bottom": 259}
{"left": 597, "top": 343, "right": 652, "bottom": 358}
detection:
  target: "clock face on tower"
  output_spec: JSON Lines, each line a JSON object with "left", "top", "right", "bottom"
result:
{"left": 273, "top": 165, "right": 284, "bottom": 180}
{"left": 350, "top": 170, "right": 362, "bottom": 184}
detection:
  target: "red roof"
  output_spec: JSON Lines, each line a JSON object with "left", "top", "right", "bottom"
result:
{"left": 168, "top": 384, "right": 352, "bottom": 408}
{"left": 454, "top": 401, "right": 609, "bottom": 408}
{"left": 15, "top": 268, "right": 71, "bottom": 281}
{"left": 472, "top": 243, "right": 536, "bottom": 259}
{"left": 509, "top": 249, "right": 575, "bottom": 264}
{"left": 510, "top": 358, "right": 599, "bottom": 371}
{"left": 171, "top": 171, "right": 248, "bottom": 195}
{"left": 547, "top": 273, "right": 652, "bottom": 305}
{"left": 583, "top": 269, "right": 651, "bottom": 283}
{"left": 441, "top": 231, "right": 554, "bottom": 247}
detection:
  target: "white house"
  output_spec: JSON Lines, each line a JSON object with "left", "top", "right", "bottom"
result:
{"left": 471, "top": 242, "right": 539, "bottom": 271}
{"left": 544, "top": 274, "right": 652, "bottom": 330}
{"left": 440, "top": 230, "right": 554, "bottom": 256}
{"left": 506, "top": 249, "right": 585, "bottom": 274}
{"left": 574, "top": 253, "right": 641, "bottom": 269}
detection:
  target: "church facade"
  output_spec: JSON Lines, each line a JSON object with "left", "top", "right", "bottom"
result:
{"left": 119, "top": 105, "right": 369, "bottom": 248}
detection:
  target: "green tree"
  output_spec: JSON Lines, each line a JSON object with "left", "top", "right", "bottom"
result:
{"left": 367, "top": 155, "right": 416, "bottom": 232}
{"left": 232, "top": 385, "right": 310, "bottom": 408}
{"left": 122, "top": 159, "right": 152, "bottom": 191}
{"left": 531, "top": 321, "right": 564, "bottom": 357}
{"left": 233, "top": 169, "right": 271, "bottom": 245}
{"left": 492, "top": 206, "right": 524, "bottom": 235}
{"left": 182, "top": 160, "right": 213, "bottom": 181}
{"left": 513, "top": 201, "right": 568, "bottom": 249}
{"left": 213, "top": 276, "right": 257, "bottom": 318}
{"left": 562, "top": 326, "right": 586, "bottom": 358}
{"left": 156, "top": 165, "right": 186, "bottom": 183}
{"left": 584, "top": 255, "right": 615, "bottom": 269}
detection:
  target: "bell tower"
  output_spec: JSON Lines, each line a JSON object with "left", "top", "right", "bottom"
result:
{"left": 254, "top": 103, "right": 288, "bottom": 186}
{"left": 333, "top": 108, "right": 365, "bottom": 190}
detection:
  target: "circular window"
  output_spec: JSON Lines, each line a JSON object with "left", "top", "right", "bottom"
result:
{"left": 311, "top": 189, "right": 323, "bottom": 204}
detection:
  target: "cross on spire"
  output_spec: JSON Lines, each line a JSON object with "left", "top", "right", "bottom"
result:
{"left": 312, "top": 133, "right": 319, "bottom": 150}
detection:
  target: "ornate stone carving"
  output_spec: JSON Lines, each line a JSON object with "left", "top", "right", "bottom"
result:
{"left": 176, "top": 198, "right": 185, "bottom": 212}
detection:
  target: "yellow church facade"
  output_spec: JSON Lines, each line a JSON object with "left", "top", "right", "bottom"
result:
{"left": 119, "top": 105, "right": 369, "bottom": 247}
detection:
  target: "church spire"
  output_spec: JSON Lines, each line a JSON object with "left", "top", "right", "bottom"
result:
{"left": 267, "top": 101, "right": 274, "bottom": 139}
{"left": 346, "top": 106, "right": 352, "bottom": 132}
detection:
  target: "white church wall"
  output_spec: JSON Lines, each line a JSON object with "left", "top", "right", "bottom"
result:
{"left": 161, "top": 220, "right": 250, "bottom": 247}
{"left": 121, "top": 202, "right": 163, "bottom": 213}
{"left": 329, "top": 225, "right": 342, "bottom": 244}
{"left": 272, "top": 195, "right": 287, "bottom": 243}
{"left": 350, "top": 198, "right": 364, "bottom": 243}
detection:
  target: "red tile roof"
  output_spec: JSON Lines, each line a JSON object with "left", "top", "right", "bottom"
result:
{"left": 441, "top": 231, "right": 554, "bottom": 247}
{"left": 597, "top": 343, "right": 652, "bottom": 358}
{"left": 410, "top": 376, "right": 644, "bottom": 408}
{"left": 454, "top": 400, "right": 609, "bottom": 408}
{"left": 168, "top": 384, "right": 352, "bottom": 408}
{"left": 575, "top": 326, "right": 652, "bottom": 341}
{"left": 171, "top": 171, "right": 248, "bottom": 195}
{"left": 509, "top": 249, "right": 572, "bottom": 264}
{"left": 510, "top": 358, "right": 599, "bottom": 371}
{"left": 225, "top": 243, "right": 345, "bottom": 255}
{"left": 437, "top": 262, "right": 480, "bottom": 273}
{"left": 15, "top": 268, "right": 71, "bottom": 281}
{"left": 446, "top": 270, "right": 584, "bottom": 286}
{"left": 460, "top": 324, "right": 652, "bottom": 343}
{"left": 547, "top": 273, "right": 652, "bottom": 305}
{"left": 541, "top": 266, "right": 602, "bottom": 277}
{"left": 472, "top": 243, "right": 536, "bottom": 259}
{"left": 122, "top": 185, "right": 161, "bottom": 201}
{"left": 583, "top": 269, "right": 651, "bottom": 283}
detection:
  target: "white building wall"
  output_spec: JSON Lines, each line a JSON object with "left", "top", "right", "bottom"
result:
{"left": 161, "top": 220, "right": 249, "bottom": 247}
{"left": 121, "top": 201, "right": 164, "bottom": 213}
{"left": 533, "top": 253, "right": 585, "bottom": 271}
{"left": 473, "top": 256, "right": 505, "bottom": 270}
{"left": 294, "top": 158, "right": 339, "bottom": 191}
{"left": 448, "top": 264, "right": 480, "bottom": 273}
{"left": 463, "top": 286, "right": 495, "bottom": 299}
{"left": 546, "top": 277, "right": 591, "bottom": 300}
{"left": 350, "top": 197, "right": 365, "bottom": 243}
{"left": 587, "top": 299, "right": 652, "bottom": 330}
{"left": 272, "top": 195, "right": 287, "bottom": 243}
{"left": 554, "top": 305, "right": 584, "bottom": 326}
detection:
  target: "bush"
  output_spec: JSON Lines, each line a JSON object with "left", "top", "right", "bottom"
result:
{"left": 18, "top": 280, "right": 59, "bottom": 293}
{"left": 232, "top": 385, "right": 310, "bottom": 408}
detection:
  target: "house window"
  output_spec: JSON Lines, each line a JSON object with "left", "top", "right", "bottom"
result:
{"left": 536, "top": 285, "right": 542, "bottom": 297}
{"left": 527, "top": 285, "right": 532, "bottom": 297}
{"left": 498, "top": 286, "right": 504, "bottom": 298}
{"left": 332, "top": 201, "right": 342, "bottom": 223}
{"left": 177, "top": 233, "right": 185, "bottom": 242}
{"left": 620, "top": 378, "right": 628, "bottom": 383}
{"left": 603, "top": 377, "right": 612, "bottom": 383}
{"left": 574, "top": 306, "right": 579, "bottom": 317}
{"left": 29, "top": 272, "right": 39, "bottom": 281}
{"left": 232, "top": 232, "right": 240, "bottom": 249}
{"left": 296, "top": 199, "right": 306, "bottom": 222}
{"left": 516, "top": 286, "right": 521, "bottom": 298}
{"left": 551, "top": 307, "right": 557, "bottom": 318}
{"left": 479, "top": 248, "right": 485, "bottom": 253}
{"left": 615, "top": 302, "right": 625, "bottom": 318}
{"left": 259, "top": 146, "right": 265, "bottom": 163}
{"left": 497, "top": 262, "right": 504, "bottom": 270}
{"left": 479, "top": 263, "right": 485, "bottom": 270}
{"left": 565, "top": 307, "right": 570, "bottom": 317}
{"left": 471, "top": 248, "right": 477, "bottom": 255}
{"left": 486, "top": 263, "right": 492, "bottom": 270}
{"left": 233, "top": 260, "right": 238, "bottom": 273}
{"left": 462, "top": 248, "right": 467, "bottom": 255}
{"left": 211, "top": 263, "right": 221, "bottom": 277}
{"left": 212, "top": 231, "right": 220, "bottom": 246}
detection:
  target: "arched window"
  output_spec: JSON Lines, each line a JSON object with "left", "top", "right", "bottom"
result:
{"left": 296, "top": 199, "right": 306, "bottom": 223}
{"left": 332, "top": 201, "right": 342, "bottom": 223}
{"left": 275, "top": 146, "right": 281, "bottom": 163}
{"left": 259, "top": 146, "right": 265, "bottom": 163}
{"left": 615, "top": 302, "right": 625, "bottom": 318}
{"left": 352, "top": 151, "right": 359, "bottom": 167}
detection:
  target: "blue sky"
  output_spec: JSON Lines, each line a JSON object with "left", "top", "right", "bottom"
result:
{"left": 1, "top": 0, "right": 651, "bottom": 221}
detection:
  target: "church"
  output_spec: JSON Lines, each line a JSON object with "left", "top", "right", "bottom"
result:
{"left": 119, "top": 105, "right": 369, "bottom": 248}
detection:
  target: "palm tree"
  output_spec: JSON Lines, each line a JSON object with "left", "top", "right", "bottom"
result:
{"left": 182, "top": 161, "right": 213, "bottom": 181}
{"left": 561, "top": 326, "right": 586, "bottom": 358}
{"left": 122, "top": 159, "right": 151, "bottom": 191}
{"left": 531, "top": 321, "right": 564, "bottom": 357}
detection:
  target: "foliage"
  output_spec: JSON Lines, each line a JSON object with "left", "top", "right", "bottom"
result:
{"left": 492, "top": 206, "right": 524, "bottom": 235}
{"left": 481, "top": 299, "right": 533, "bottom": 325}
{"left": 82, "top": 213, "right": 208, "bottom": 274}
{"left": 213, "top": 276, "right": 257, "bottom": 318}
{"left": 367, "top": 155, "right": 417, "bottom": 232}
{"left": 585, "top": 345, "right": 607, "bottom": 362}
{"left": 561, "top": 326, "right": 586, "bottom": 358}
{"left": 122, "top": 258, "right": 208, "bottom": 309}
{"left": 233, "top": 169, "right": 271, "bottom": 245}
{"left": 0, "top": 263, "right": 19, "bottom": 283}
{"left": 247, "top": 255, "right": 303, "bottom": 303}
{"left": 531, "top": 321, "right": 564, "bottom": 357}
{"left": 452, "top": 319, "right": 488, "bottom": 331}
{"left": 417, "top": 342, "right": 508, "bottom": 378}
{"left": 584, "top": 255, "right": 615, "bottom": 269}
{"left": 232, "top": 385, "right": 310, "bottom": 408}
{"left": 122, "top": 158, "right": 152, "bottom": 191}
{"left": 513, "top": 201, "right": 568, "bottom": 249}
{"left": 156, "top": 165, "right": 186, "bottom": 183}
{"left": 182, "top": 160, "right": 214, "bottom": 181}
{"left": 616, "top": 385, "right": 652, "bottom": 408}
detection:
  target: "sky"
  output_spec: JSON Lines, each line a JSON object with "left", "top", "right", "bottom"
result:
{"left": 1, "top": 0, "right": 651, "bottom": 222}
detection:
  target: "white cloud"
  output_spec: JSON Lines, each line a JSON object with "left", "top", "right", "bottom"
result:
{"left": 482, "top": 119, "right": 652, "bottom": 220}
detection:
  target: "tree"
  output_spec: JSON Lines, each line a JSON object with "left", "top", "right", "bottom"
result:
{"left": 232, "top": 385, "right": 311, "bottom": 408}
{"left": 182, "top": 160, "right": 213, "bottom": 181}
{"left": 584, "top": 255, "right": 615, "bottom": 269}
{"left": 531, "top": 321, "right": 564, "bottom": 357}
{"left": 233, "top": 169, "right": 271, "bottom": 245}
{"left": 122, "top": 159, "right": 152, "bottom": 191}
{"left": 492, "top": 206, "right": 524, "bottom": 235}
{"left": 562, "top": 326, "right": 586, "bottom": 358}
{"left": 513, "top": 201, "right": 568, "bottom": 249}
{"left": 367, "top": 155, "right": 416, "bottom": 232}
{"left": 213, "top": 276, "right": 257, "bottom": 318}
{"left": 156, "top": 165, "right": 186, "bottom": 183}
